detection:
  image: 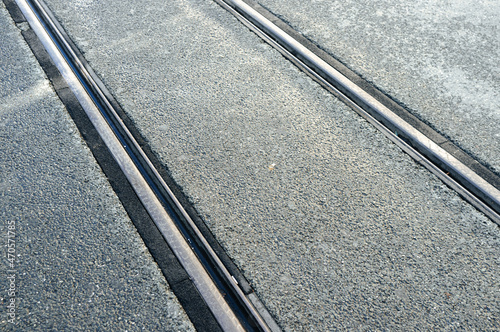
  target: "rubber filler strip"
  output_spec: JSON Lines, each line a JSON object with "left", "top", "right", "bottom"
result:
{"left": 214, "top": 0, "right": 500, "bottom": 225}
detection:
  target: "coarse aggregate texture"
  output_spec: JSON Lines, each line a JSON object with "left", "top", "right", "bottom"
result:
{"left": 43, "top": 0, "right": 500, "bottom": 330}
{"left": 0, "top": 3, "right": 194, "bottom": 331}
{"left": 258, "top": 0, "right": 500, "bottom": 174}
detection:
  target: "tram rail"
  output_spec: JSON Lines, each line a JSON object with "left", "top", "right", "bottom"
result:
{"left": 215, "top": 0, "right": 500, "bottom": 225}
{"left": 11, "top": 0, "right": 280, "bottom": 330}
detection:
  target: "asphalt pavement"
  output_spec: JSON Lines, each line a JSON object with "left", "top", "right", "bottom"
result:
{"left": 0, "top": 2, "right": 194, "bottom": 330}
{"left": 40, "top": 0, "right": 500, "bottom": 330}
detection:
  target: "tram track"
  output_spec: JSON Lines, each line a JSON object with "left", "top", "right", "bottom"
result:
{"left": 214, "top": 0, "right": 500, "bottom": 225}
{"left": 4, "top": 0, "right": 499, "bottom": 330}
{"left": 9, "top": 0, "right": 280, "bottom": 330}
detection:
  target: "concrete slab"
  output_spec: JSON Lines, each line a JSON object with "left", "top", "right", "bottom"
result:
{"left": 0, "top": 2, "right": 194, "bottom": 330}
{"left": 258, "top": 0, "right": 500, "bottom": 174}
{"left": 32, "top": 0, "right": 500, "bottom": 330}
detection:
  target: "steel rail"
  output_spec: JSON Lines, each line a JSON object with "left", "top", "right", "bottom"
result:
{"left": 15, "top": 0, "right": 278, "bottom": 330}
{"left": 215, "top": 0, "right": 500, "bottom": 225}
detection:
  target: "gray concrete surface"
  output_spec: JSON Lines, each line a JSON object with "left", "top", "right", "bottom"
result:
{"left": 0, "top": 3, "right": 195, "bottom": 330}
{"left": 35, "top": 0, "right": 500, "bottom": 330}
{"left": 258, "top": 0, "right": 500, "bottom": 174}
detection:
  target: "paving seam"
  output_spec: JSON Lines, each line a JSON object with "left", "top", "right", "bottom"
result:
{"left": 214, "top": 0, "right": 500, "bottom": 224}
{"left": 2, "top": 0, "right": 270, "bottom": 330}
